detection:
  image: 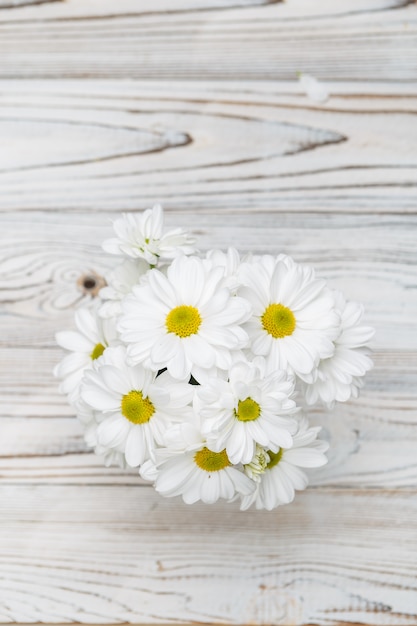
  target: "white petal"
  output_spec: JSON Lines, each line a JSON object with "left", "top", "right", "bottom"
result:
{"left": 182, "top": 471, "right": 205, "bottom": 504}
{"left": 283, "top": 337, "right": 316, "bottom": 374}
{"left": 75, "top": 308, "right": 100, "bottom": 342}
{"left": 200, "top": 473, "right": 221, "bottom": 504}
{"left": 167, "top": 345, "right": 190, "bottom": 381}
{"left": 56, "top": 331, "right": 93, "bottom": 353}
{"left": 284, "top": 447, "right": 328, "bottom": 468}
{"left": 54, "top": 352, "right": 89, "bottom": 379}
{"left": 99, "top": 365, "right": 131, "bottom": 396}
{"left": 185, "top": 335, "right": 216, "bottom": 369}
{"left": 156, "top": 456, "right": 195, "bottom": 496}
{"left": 228, "top": 467, "right": 255, "bottom": 496}
{"left": 125, "top": 426, "right": 147, "bottom": 467}
{"left": 81, "top": 383, "right": 121, "bottom": 411}
{"left": 280, "top": 462, "right": 308, "bottom": 491}
{"left": 269, "top": 466, "right": 295, "bottom": 504}
{"left": 98, "top": 415, "right": 129, "bottom": 448}
{"left": 151, "top": 333, "right": 181, "bottom": 365}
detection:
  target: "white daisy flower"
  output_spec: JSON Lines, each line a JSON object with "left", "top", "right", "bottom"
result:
{"left": 54, "top": 307, "right": 118, "bottom": 402}
{"left": 80, "top": 346, "right": 194, "bottom": 468}
{"left": 303, "top": 292, "right": 375, "bottom": 406}
{"left": 118, "top": 255, "right": 251, "bottom": 381}
{"left": 240, "top": 416, "right": 329, "bottom": 511}
{"left": 197, "top": 359, "right": 298, "bottom": 465}
{"left": 140, "top": 420, "right": 255, "bottom": 505}
{"left": 99, "top": 258, "right": 150, "bottom": 319}
{"left": 238, "top": 255, "right": 339, "bottom": 380}
{"left": 102, "top": 204, "right": 196, "bottom": 265}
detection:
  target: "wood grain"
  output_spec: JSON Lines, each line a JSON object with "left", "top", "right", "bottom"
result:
{"left": 0, "top": 81, "right": 416, "bottom": 212}
{"left": 0, "top": 0, "right": 415, "bottom": 81}
{"left": 1, "top": 487, "right": 417, "bottom": 624}
{"left": 1, "top": 0, "right": 416, "bottom": 623}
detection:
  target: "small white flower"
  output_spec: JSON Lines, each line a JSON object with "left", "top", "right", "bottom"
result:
{"left": 243, "top": 444, "right": 271, "bottom": 483}
{"left": 81, "top": 346, "right": 194, "bottom": 468}
{"left": 99, "top": 258, "right": 150, "bottom": 319}
{"left": 298, "top": 73, "right": 329, "bottom": 103}
{"left": 54, "top": 307, "right": 118, "bottom": 402}
{"left": 102, "top": 204, "right": 196, "bottom": 265}
{"left": 241, "top": 416, "right": 329, "bottom": 511}
{"left": 140, "top": 419, "right": 255, "bottom": 505}
{"left": 303, "top": 292, "right": 375, "bottom": 406}
{"left": 238, "top": 255, "right": 339, "bottom": 380}
{"left": 118, "top": 255, "right": 251, "bottom": 381}
{"left": 198, "top": 359, "right": 298, "bottom": 465}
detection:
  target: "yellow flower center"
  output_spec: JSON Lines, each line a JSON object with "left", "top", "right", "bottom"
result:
{"left": 90, "top": 342, "right": 106, "bottom": 360}
{"left": 235, "top": 397, "right": 261, "bottom": 422}
{"left": 261, "top": 303, "right": 296, "bottom": 339}
{"left": 266, "top": 448, "right": 283, "bottom": 470}
{"left": 194, "top": 447, "right": 231, "bottom": 472}
{"left": 121, "top": 390, "right": 155, "bottom": 424}
{"left": 166, "top": 305, "right": 202, "bottom": 338}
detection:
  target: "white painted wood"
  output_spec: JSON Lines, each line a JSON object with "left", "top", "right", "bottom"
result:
{"left": 0, "top": 0, "right": 415, "bottom": 82}
{"left": 0, "top": 81, "right": 416, "bottom": 212}
{"left": 1, "top": 0, "right": 416, "bottom": 623}
{"left": 1, "top": 487, "right": 417, "bottom": 624}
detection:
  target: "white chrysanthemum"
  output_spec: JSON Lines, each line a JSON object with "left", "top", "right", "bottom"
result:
{"left": 102, "top": 204, "right": 195, "bottom": 265}
{"left": 238, "top": 255, "right": 339, "bottom": 380}
{"left": 118, "top": 255, "right": 251, "bottom": 381}
{"left": 240, "top": 416, "right": 329, "bottom": 511}
{"left": 198, "top": 359, "right": 298, "bottom": 465}
{"left": 140, "top": 420, "right": 255, "bottom": 505}
{"left": 303, "top": 292, "right": 374, "bottom": 406}
{"left": 81, "top": 346, "right": 194, "bottom": 468}
{"left": 54, "top": 307, "right": 118, "bottom": 402}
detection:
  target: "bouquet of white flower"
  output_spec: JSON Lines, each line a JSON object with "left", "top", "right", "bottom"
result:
{"left": 55, "top": 205, "right": 374, "bottom": 510}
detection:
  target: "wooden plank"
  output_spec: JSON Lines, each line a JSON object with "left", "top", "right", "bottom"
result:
{"left": 1, "top": 486, "right": 416, "bottom": 624}
{"left": 0, "top": 0, "right": 411, "bottom": 22}
{"left": 0, "top": 81, "right": 416, "bottom": 212}
{"left": 0, "top": 1, "right": 415, "bottom": 81}
{"left": 0, "top": 211, "right": 415, "bottom": 350}
{"left": 0, "top": 0, "right": 281, "bottom": 19}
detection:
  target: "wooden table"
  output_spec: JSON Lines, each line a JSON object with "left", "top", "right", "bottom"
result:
{"left": 1, "top": 1, "right": 417, "bottom": 624}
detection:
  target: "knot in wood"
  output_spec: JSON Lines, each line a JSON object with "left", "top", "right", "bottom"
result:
{"left": 77, "top": 271, "right": 106, "bottom": 297}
